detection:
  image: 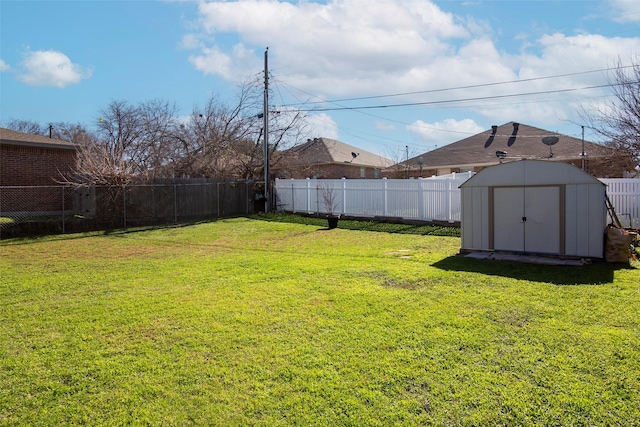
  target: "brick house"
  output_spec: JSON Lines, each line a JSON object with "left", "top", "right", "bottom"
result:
{"left": 1, "top": 127, "right": 79, "bottom": 217}
{"left": 1, "top": 127, "right": 79, "bottom": 186}
{"left": 275, "top": 137, "right": 393, "bottom": 179}
{"left": 393, "top": 122, "right": 625, "bottom": 178}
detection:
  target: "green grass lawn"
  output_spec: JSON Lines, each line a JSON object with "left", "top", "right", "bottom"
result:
{"left": 1, "top": 215, "right": 639, "bottom": 426}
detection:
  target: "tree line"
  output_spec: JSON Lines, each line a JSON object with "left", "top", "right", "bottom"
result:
{"left": 579, "top": 58, "right": 640, "bottom": 176}
{"left": 6, "top": 78, "right": 307, "bottom": 186}
{"left": 6, "top": 60, "right": 640, "bottom": 182}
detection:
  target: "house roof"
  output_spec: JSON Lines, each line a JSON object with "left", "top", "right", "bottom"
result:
{"left": 284, "top": 137, "right": 394, "bottom": 168}
{"left": 404, "top": 122, "right": 609, "bottom": 170}
{"left": 0, "top": 127, "right": 79, "bottom": 150}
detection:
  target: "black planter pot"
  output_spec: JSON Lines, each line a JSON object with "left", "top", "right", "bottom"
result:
{"left": 327, "top": 215, "right": 339, "bottom": 229}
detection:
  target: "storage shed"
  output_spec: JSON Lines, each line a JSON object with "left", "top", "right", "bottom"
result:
{"left": 460, "top": 159, "right": 606, "bottom": 259}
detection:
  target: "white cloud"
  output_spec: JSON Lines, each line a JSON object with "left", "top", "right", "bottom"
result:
{"left": 0, "top": 59, "right": 10, "bottom": 72}
{"left": 181, "top": 33, "right": 204, "bottom": 50}
{"left": 304, "top": 113, "right": 339, "bottom": 140}
{"left": 188, "top": 0, "right": 468, "bottom": 89}
{"left": 189, "top": 45, "right": 233, "bottom": 78}
{"left": 408, "top": 118, "right": 484, "bottom": 145}
{"left": 375, "top": 121, "right": 396, "bottom": 131}
{"left": 184, "top": 0, "right": 640, "bottom": 135}
{"left": 18, "top": 50, "right": 91, "bottom": 88}
{"left": 189, "top": 43, "right": 259, "bottom": 81}
{"left": 608, "top": 0, "right": 640, "bottom": 22}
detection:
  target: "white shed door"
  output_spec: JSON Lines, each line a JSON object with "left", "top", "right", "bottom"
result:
{"left": 494, "top": 186, "right": 560, "bottom": 254}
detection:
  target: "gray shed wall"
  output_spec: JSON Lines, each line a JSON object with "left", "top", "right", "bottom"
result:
{"left": 460, "top": 160, "right": 606, "bottom": 258}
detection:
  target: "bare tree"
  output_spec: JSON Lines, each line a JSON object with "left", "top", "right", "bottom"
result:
{"left": 173, "top": 77, "right": 308, "bottom": 180}
{"left": 49, "top": 122, "right": 94, "bottom": 145}
{"left": 134, "top": 100, "right": 180, "bottom": 180}
{"left": 187, "top": 86, "right": 260, "bottom": 178}
{"left": 9, "top": 77, "right": 309, "bottom": 185}
{"left": 266, "top": 108, "right": 307, "bottom": 165}
{"left": 581, "top": 58, "right": 640, "bottom": 176}
{"left": 317, "top": 182, "right": 339, "bottom": 215}
{"left": 221, "top": 76, "right": 310, "bottom": 180}
{"left": 5, "top": 119, "right": 47, "bottom": 135}
{"left": 59, "top": 100, "right": 179, "bottom": 186}
{"left": 5, "top": 119, "right": 92, "bottom": 145}
{"left": 384, "top": 145, "right": 419, "bottom": 178}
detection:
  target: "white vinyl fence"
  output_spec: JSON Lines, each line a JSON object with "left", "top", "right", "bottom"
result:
{"left": 275, "top": 172, "right": 473, "bottom": 223}
{"left": 600, "top": 178, "right": 640, "bottom": 229}
{"left": 275, "top": 175, "right": 640, "bottom": 228}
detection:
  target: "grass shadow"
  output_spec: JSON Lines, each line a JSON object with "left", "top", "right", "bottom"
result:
{"left": 0, "top": 219, "right": 218, "bottom": 246}
{"left": 431, "top": 254, "right": 634, "bottom": 285}
{"left": 251, "top": 213, "right": 461, "bottom": 237}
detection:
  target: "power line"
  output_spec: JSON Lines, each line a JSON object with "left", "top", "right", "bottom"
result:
{"left": 270, "top": 78, "right": 441, "bottom": 153}
{"left": 278, "top": 66, "right": 628, "bottom": 107}
{"left": 270, "top": 69, "right": 630, "bottom": 149}
{"left": 271, "top": 75, "right": 620, "bottom": 141}
{"left": 271, "top": 76, "right": 482, "bottom": 136}
{"left": 290, "top": 83, "right": 619, "bottom": 112}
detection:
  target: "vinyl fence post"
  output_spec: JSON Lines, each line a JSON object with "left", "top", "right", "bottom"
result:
{"left": 291, "top": 181, "right": 295, "bottom": 213}
{"left": 417, "top": 179, "right": 424, "bottom": 220}
{"left": 342, "top": 178, "right": 347, "bottom": 215}
{"left": 307, "top": 178, "right": 312, "bottom": 214}
{"left": 445, "top": 180, "right": 452, "bottom": 222}
{"left": 383, "top": 178, "right": 388, "bottom": 216}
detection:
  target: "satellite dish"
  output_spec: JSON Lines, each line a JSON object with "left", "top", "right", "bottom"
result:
{"left": 542, "top": 136, "right": 559, "bottom": 158}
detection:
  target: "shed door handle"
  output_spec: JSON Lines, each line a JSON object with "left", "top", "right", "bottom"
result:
{"left": 521, "top": 216, "right": 527, "bottom": 222}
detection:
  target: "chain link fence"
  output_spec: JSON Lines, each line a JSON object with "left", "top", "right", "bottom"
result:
{"left": 0, "top": 181, "right": 259, "bottom": 238}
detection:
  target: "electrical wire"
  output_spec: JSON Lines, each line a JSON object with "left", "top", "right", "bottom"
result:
{"left": 289, "top": 83, "right": 622, "bottom": 112}
{"left": 270, "top": 75, "right": 478, "bottom": 136}
{"left": 269, "top": 68, "right": 629, "bottom": 150}
{"left": 278, "top": 66, "right": 629, "bottom": 107}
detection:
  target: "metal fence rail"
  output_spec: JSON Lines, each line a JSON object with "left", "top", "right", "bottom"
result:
{"left": 0, "top": 181, "right": 255, "bottom": 238}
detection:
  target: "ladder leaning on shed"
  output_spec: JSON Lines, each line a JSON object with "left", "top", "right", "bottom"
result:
{"left": 605, "top": 193, "right": 623, "bottom": 229}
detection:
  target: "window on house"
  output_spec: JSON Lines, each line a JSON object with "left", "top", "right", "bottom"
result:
{"left": 360, "top": 167, "right": 366, "bottom": 178}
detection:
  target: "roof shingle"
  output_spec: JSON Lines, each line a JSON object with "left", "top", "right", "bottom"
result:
{"left": 0, "top": 127, "right": 79, "bottom": 150}
{"left": 406, "top": 122, "right": 607, "bottom": 169}
{"left": 285, "top": 137, "right": 393, "bottom": 167}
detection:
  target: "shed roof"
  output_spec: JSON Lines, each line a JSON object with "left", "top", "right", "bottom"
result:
{"left": 0, "top": 127, "right": 79, "bottom": 150}
{"left": 460, "top": 159, "right": 606, "bottom": 188}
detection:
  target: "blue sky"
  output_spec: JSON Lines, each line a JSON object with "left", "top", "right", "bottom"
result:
{"left": 2, "top": 0, "right": 640, "bottom": 158}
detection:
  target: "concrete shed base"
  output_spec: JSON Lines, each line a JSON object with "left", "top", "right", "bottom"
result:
{"left": 464, "top": 251, "right": 587, "bottom": 266}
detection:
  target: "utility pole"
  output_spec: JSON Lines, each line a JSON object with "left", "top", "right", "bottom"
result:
{"left": 581, "top": 125, "right": 585, "bottom": 171}
{"left": 263, "top": 47, "right": 270, "bottom": 213}
{"left": 405, "top": 145, "right": 409, "bottom": 178}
